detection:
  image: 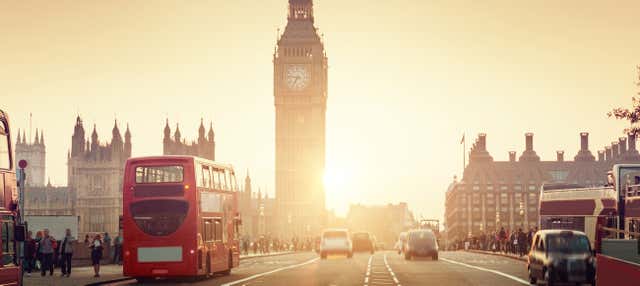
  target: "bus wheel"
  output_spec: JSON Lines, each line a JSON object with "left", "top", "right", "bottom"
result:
{"left": 206, "top": 256, "right": 212, "bottom": 278}
{"left": 135, "top": 277, "right": 152, "bottom": 283}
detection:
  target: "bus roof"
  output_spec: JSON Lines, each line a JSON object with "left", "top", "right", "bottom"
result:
{"left": 126, "top": 155, "right": 235, "bottom": 170}
{"left": 539, "top": 186, "right": 617, "bottom": 216}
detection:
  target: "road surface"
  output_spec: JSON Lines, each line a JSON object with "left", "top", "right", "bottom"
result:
{"left": 108, "top": 251, "right": 530, "bottom": 286}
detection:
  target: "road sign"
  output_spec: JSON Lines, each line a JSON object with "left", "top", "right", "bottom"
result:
{"left": 18, "top": 160, "right": 27, "bottom": 169}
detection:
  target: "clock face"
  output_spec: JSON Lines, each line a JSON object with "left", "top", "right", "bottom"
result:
{"left": 286, "top": 65, "right": 310, "bottom": 91}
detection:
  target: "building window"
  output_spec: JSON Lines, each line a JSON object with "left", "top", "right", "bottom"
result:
{"left": 548, "top": 170, "right": 569, "bottom": 183}
{"left": 500, "top": 186, "right": 508, "bottom": 191}
{"left": 514, "top": 185, "right": 522, "bottom": 191}
{"left": 487, "top": 185, "right": 494, "bottom": 191}
{"left": 528, "top": 185, "right": 537, "bottom": 191}
{"left": 472, "top": 185, "right": 480, "bottom": 191}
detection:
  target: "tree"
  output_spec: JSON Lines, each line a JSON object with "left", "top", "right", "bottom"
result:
{"left": 608, "top": 66, "right": 640, "bottom": 134}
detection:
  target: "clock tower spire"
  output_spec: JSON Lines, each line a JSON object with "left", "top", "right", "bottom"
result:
{"left": 274, "top": 0, "right": 328, "bottom": 238}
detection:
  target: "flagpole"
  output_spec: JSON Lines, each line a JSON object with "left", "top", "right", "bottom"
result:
{"left": 461, "top": 132, "right": 466, "bottom": 177}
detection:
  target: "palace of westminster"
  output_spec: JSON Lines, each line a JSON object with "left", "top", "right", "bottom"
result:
{"left": 18, "top": 117, "right": 274, "bottom": 238}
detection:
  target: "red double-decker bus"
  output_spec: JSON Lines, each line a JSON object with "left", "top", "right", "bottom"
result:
{"left": 0, "top": 110, "right": 24, "bottom": 286}
{"left": 122, "top": 156, "right": 241, "bottom": 281}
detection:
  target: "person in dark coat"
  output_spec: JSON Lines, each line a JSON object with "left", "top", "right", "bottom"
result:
{"left": 24, "top": 231, "right": 36, "bottom": 276}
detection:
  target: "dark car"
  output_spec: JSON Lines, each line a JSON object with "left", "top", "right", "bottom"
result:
{"left": 404, "top": 230, "right": 438, "bottom": 260}
{"left": 527, "top": 230, "right": 596, "bottom": 286}
{"left": 352, "top": 232, "right": 375, "bottom": 254}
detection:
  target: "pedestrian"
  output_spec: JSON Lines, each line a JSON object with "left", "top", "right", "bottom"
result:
{"left": 35, "top": 230, "right": 43, "bottom": 271}
{"left": 24, "top": 231, "right": 36, "bottom": 276}
{"left": 38, "top": 229, "right": 55, "bottom": 276}
{"left": 84, "top": 234, "right": 90, "bottom": 244}
{"left": 90, "top": 234, "right": 104, "bottom": 278}
{"left": 112, "top": 232, "right": 123, "bottom": 265}
{"left": 60, "top": 228, "right": 75, "bottom": 277}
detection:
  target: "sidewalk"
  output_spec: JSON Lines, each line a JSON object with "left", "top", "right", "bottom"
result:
{"left": 24, "top": 251, "right": 296, "bottom": 286}
{"left": 466, "top": 249, "right": 527, "bottom": 262}
{"left": 24, "top": 264, "right": 124, "bottom": 286}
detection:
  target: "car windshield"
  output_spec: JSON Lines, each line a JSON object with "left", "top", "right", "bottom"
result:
{"left": 547, "top": 234, "right": 591, "bottom": 254}
{"left": 323, "top": 231, "right": 347, "bottom": 239}
{"left": 353, "top": 233, "right": 370, "bottom": 240}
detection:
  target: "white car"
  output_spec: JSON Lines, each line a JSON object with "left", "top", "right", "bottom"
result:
{"left": 319, "top": 229, "right": 353, "bottom": 259}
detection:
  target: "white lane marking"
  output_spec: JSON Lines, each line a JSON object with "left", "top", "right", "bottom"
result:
{"left": 441, "top": 258, "right": 529, "bottom": 285}
{"left": 383, "top": 253, "right": 401, "bottom": 286}
{"left": 364, "top": 255, "right": 373, "bottom": 286}
{"left": 221, "top": 257, "right": 319, "bottom": 286}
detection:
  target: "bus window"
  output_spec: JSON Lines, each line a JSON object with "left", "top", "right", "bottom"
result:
{"left": 214, "top": 219, "right": 223, "bottom": 241}
{"left": 201, "top": 166, "right": 211, "bottom": 189}
{"left": 135, "top": 166, "right": 184, "bottom": 184}
{"left": 0, "top": 122, "right": 10, "bottom": 170}
{"left": 1, "top": 216, "right": 15, "bottom": 265}
{"left": 230, "top": 173, "right": 237, "bottom": 191}
{"left": 222, "top": 170, "right": 229, "bottom": 191}
{"left": 204, "top": 220, "right": 214, "bottom": 242}
{"left": 212, "top": 169, "right": 222, "bottom": 190}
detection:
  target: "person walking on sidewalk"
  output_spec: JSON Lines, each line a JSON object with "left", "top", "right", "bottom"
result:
{"left": 112, "top": 232, "right": 123, "bottom": 265}
{"left": 60, "top": 228, "right": 75, "bottom": 277}
{"left": 24, "top": 231, "right": 36, "bottom": 276}
{"left": 90, "top": 234, "right": 104, "bottom": 278}
{"left": 39, "top": 229, "right": 55, "bottom": 276}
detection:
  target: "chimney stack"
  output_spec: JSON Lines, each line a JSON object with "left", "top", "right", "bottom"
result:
{"left": 509, "top": 151, "right": 516, "bottom": 162}
{"left": 605, "top": 146, "right": 612, "bottom": 161}
{"left": 556, "top": 151, "right": 564, "bottom": 162}
{"left": 525, "top": 133, "right": 534, "bottom": 151}
{"left": 619, "top": 137, "right": 628, "bottom": 154}
{"left": 575, "top": 132, "right": 595, "bottom": 161}
{"left": 478, "top": 133, "right": 487, "bottom": 151}
{"left": 598, "top": 150, "right": 605, "bottom": 161}
{"left": 612, "top": 142, "right": 619, "bottom": 159}
{"left": 580, "top": 132, "right": 589, "bottom": 151}
{"left": 629, "top": 133, "right": 638, "bottom": 152}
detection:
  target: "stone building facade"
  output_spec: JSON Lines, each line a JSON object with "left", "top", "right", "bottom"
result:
{"left": 346, "top": 203, "right": 415, "bottom": 247}
{"left": 163, "top": 119, "right": 215, "bottom": 161}
{"left": 444, "top": 132, "right": 640, "bottom": 242}
{"left": 24, "top": 182, "right": 73, "bottom": 216}
{"left": 238, "top": 172, "right": 276, "bottom": 240}
{"left": 16, "top": 129, "right": 46, "bottom": 187}
{"left": 274, "top": 0, "right": 328, "bottom": 238}
{"left": 68, "top": 117, "right": 131, "bottom": 235}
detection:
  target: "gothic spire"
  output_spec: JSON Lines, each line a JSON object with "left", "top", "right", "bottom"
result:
{"left": 40, "top": 130, "right": 44, "bottom": 145}
{"left": 198, "top": 118, "right": 206, "bottom": 141}
{"left": 22, "top": 130, "right": 26, "bottom": 144}
{"left": 92, "top": 124, "right": 98, "bottom": 142}
{"left": 112, "top": 119, "right": 122, "bottom": 142}
{"left": 34, "top": 128, "right": 39, "bottom": 144}
{"left": 16, "top": 129, "right": 20, "bottom": 145}
{"left": 208, "top": 122, "right": 215, "bottom": 141}
{"left": 125, "top": 124, "right": 131, "bottom": 139}
{"left": 164, "top": 119, "right": 171, "bottom": 140}
{"left": 174, "top": 123, "right": 181, "bottom": 142}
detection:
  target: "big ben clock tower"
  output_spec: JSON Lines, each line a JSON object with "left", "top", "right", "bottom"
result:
{"left": 274, "top": 0, "right": 327, "bottom": 237}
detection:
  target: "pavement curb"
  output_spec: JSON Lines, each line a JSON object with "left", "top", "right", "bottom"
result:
{"left": 83, "top": 251, "right": 299, "bottom": 285}
{"left": 466, "top": 250, "right": 527, "bottom": 262}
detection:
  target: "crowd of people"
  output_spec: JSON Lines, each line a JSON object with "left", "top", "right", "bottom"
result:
{"left": 240, "top": 235, "right": 319, "bottom": 255}
{"left": 23, "top": 228, "right": 124, "bottom": 278}
{"left": 451, "top": 226, "right": 539, "bottom": 257}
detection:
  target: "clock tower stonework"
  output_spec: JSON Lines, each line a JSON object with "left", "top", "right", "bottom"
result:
{"left": 274, "top": 0, "right": 328, "bottom": 238}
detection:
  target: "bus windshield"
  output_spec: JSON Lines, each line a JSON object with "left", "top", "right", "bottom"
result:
{"left": 130, "top": 200, "right": 188, "bottom": 236}
{"left": 136, "top": 166, "right": 184, "bottom": 184}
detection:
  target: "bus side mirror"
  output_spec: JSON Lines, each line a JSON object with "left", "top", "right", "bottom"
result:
{"left": 14, "top": 225, "right": 26, "bottom": 242}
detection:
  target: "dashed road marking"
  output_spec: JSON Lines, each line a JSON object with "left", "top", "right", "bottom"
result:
{"left": 221, "top": 257, "right": 319, "bottom": 286}
{"left": 441, "top": 258, "right": 529, "bottom": 285}
{"left": 365, "top": 253, "right": 401, "bottom": 286}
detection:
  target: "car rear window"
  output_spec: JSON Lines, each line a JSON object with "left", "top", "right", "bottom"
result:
{"left": 323, "top": 231, "right": 347, "bottom": 239}
{"left": 547, "top": 233, "right": 590, "bottom": 254}
{"left": 409, "top": 231, "right": 435, "bottom": 241}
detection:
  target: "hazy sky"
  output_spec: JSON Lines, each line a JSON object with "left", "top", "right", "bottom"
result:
{"left": 1, "top": 0, "right": 639, "bottom": 221}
